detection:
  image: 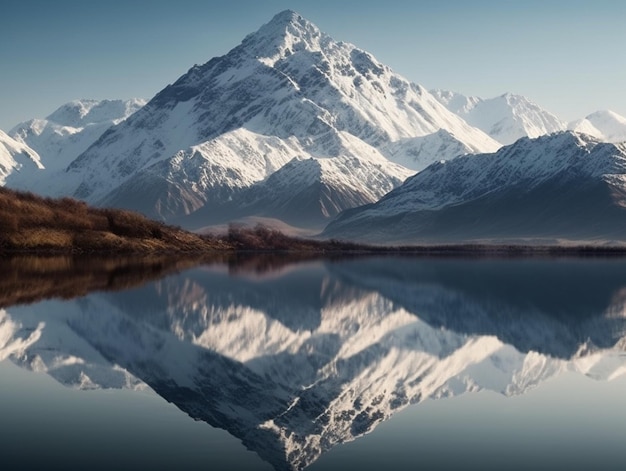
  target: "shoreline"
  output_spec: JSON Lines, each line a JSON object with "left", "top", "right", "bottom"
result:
{"left": 3, "top": 242, "right": 626, "bottom": 257}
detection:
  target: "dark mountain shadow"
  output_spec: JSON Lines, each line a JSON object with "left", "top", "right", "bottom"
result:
{"left": 327, "top": 256, "right": 626, "bottom": 357}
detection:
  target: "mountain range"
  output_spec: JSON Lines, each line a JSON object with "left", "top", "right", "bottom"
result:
{"left": 324, "top": 132, "right": 626, "bottom": 243}
{"left": 431, "top": 89, "right": 567, "bottom": 145}
{"left": 4, "top": 10, "right": 500, "bottom": 229}
{"left": 2, "top": 10, "right": 626, "bottom": 242}
{"left": 431, "top": 89, "right": 626, "bottom": 146}
{"left": 58, "top": 9, "right": 502, "bottom": 228}
{"left": 6, "top": 98, "right": 145, "bottom": 193}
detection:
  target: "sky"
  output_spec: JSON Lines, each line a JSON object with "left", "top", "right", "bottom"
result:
{"left": 1, "top": 0, "right": 625, "bottom": 131}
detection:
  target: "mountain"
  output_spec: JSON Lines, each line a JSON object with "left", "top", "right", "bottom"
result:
{"left": 323, "top": 131, "right": 626, "bottom": 244}
{"left": 6, "top": 99, "right": 145, "bottom": 193}
{"left": 185, "top": 153, "right": 410, "bottom": 229}
{"left": 381, "top": 128, "right": 483, "bottom": 171}
{"left": 2, "top": 256, "right": 626, "bottom": 470}
{"left": 48, "top": 10, "right": 498, "bottom": 226}
{"left": 0, "top": 129, "right": 42, "bottom": 185}
{"left": 568, "top": 110, "right": 626, "bottom": 143}
{"left": 432, "top": 90, "right": 566, "bottom": 145}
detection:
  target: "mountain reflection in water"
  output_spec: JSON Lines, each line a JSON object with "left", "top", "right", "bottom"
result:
{"left": 1, "top": 255, "right": 626, "bottom": 470}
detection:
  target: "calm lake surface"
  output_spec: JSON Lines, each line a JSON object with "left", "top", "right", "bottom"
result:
{"left": 1, "top": 255, "right": 626, "bottom": 470}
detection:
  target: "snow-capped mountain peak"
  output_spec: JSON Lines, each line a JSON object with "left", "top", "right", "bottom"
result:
{"left": 5, "top": 98, "right": 145, "bottom": 194}
{"left": 568, "top": 109, "right": 626, "bottom": 143}
{"left": 432, "top": 89, "right": 566, "bottom": 145}
{"left": 240, "top": 10, "right": 328, "bottom": 64}
{"left": 41, "top": 10, "right": 498, "bottom": 225}
{"left": 44, "top": 98, "right": 147, "bottom": 129}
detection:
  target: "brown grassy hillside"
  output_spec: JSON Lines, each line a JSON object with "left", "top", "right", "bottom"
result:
{"left": 0, "top": 187, "right": 231, "bottom": 254}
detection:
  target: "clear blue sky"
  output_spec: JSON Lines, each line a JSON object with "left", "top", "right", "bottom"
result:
{"left": 1, "top": 0, "right": 625, "bottom": 130}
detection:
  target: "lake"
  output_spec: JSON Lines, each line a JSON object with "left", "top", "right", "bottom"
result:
{"left": 1, "top": 254, "right": 625, "bottom": 470}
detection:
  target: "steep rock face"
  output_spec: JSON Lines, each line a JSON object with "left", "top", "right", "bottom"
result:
{"left": 53, "top": 10, "right": 497, "bottom": 223}
{"left": 6, "top": 99, "right": 145, "bottom": 192}
{"left": 432, "top": 90, "right": 566, "bottom": 145}
{"left": 324, "top": 132, "right": 626, "bottom": 243}
{"left": 0, "top": 130, "right": 42, "bottom": 185}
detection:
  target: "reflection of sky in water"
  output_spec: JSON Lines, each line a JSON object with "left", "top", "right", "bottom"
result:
{"left": 1, "top": 256, "right": 626, "bottom": 471}
{"left": 311, "top": 373, "right": 626, "bottom": 471}
{"left": 0, "top": 361, "right": 271, "bottom": 471}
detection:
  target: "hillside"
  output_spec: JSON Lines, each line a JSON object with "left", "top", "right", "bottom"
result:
{"left": 0, "top": 187, "right": 382, "bottom": 255}
{"left": 0, "top": 187, "right": 230, "bottom": 254}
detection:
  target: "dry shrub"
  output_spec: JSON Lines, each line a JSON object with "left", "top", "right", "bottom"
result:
{"left": 227, "top": 224, "right": 298, "bottom": 250}
{"left": 0, "top": 211, "right": 19, "bottom": 232}
{"left": 0, "top": 187, "right": 228, "bottom": 254}
{"left": 103, "top": 209, "right": 158, "bottom": 239}
{"left": 16, "top": 228, "right": 73, "bottom": 249}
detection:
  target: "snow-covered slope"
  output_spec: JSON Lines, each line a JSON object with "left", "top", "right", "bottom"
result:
{"left": 6, "top": 99, "right": 145, "bottom": 192}
{"left": 180, "top": 135, "right": 413, "bottom": 228}
{"left": 381, "top": 128, "right": 479, "bottom": 170}
{"left": 2, "top": 257, "right": 626, "bottom": 470}
{"left": 0, "top": 129, "right": 42, "bottom": 185}
{"left": 324, "top": 131, "right": 626, "bottom": 243}
{"left": 432, "top": 90, "right": 566, "bottom": 145}
{"left": 51, "top": 10, "right": 498, "bottom": 224}
{"left": 231, "top": 154, "right": 410, "bottom": 227}
{"left": 568, "top": 110, "right": 626, "bottom": 143}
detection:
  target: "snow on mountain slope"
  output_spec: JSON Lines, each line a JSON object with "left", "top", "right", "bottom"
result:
{"left": 569, "top": 110, "right": 626, "bottom": 143}
{"left": 324, "top": 131, "right": 626, "bottom": 243}
{"left": 98, "top": 127, "right": 304, "bottom": 220}
{"left": 53, "top": 10, "right": 498, "bottom": 223}
{"left": 227, "top": 153, "right": 411, "bottom": 227}
{"left": 432, "top": 89, "right": 566, "bottom": 145}
{"left": 0, "top": 129, "right": 42, "bottom": 185}
{"left": 382, "top": 128, "right": 478, "bottom": 170}
{"left": 45, "top": 98, "right": 145, "bottom": 128}
{"left": 177, "top": 131, "right": 413, "bottom": 228}
{"left": 6, "top": 99, "right": 145, "bottom": 193}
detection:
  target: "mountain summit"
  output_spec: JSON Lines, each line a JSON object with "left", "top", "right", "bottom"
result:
{"left": 6, "top": 98, "right": 145, "bottom": 193}
{"left": 239, "top": 9, "right": 327, "bottom": 60}
{"left": 432, "top": 90, "right": 566, "bottom": 145}
{"left": 568, "top": 110, "right": 626, "bottom": 143}
{"left": 36, "top": 10, "right": 499, "bottom": 227}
